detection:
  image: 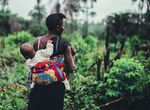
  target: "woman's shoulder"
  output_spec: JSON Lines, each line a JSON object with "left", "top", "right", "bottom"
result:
{"left": 58, "top": 37, "right": 71, "bottom": 53}
{"left": 33, "top": 35, "right": 48, "bottom": 51}
{"left": 59, "top": 37, "right": 70, "bottom": 46}
{"left": 33, "top": 37, "right": 41, "bottom": 51}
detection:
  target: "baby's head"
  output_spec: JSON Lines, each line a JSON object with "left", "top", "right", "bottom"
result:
{"left": 20, "top": 43, "right": 35, "bottom": 59}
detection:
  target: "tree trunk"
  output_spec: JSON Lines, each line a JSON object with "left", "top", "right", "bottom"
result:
{"left": 104, "top": 27, "right": 110, "bottom": 71}
{"left": 114, "top": 36, "right": 125, "bottom": 60}
{"left": 96, "top": 58, "right": 102, "bottom": 81}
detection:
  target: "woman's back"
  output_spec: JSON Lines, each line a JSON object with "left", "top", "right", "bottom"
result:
{"left": 28, "top": 36, "right": 69, "bottom": 110}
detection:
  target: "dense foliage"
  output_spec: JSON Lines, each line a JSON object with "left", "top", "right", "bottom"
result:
{"left": 0, "top": 31, "right": 150, "bottom": 110}
{"left": 0, "top": 31, "right": 34, "bottom": 110}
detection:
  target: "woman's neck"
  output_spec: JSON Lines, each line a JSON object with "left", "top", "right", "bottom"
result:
{"left": 43, "top": 33, "right": 56, "bottom": 41}
{"left": 47, "top": 32, "right": 57, "bottom": 38}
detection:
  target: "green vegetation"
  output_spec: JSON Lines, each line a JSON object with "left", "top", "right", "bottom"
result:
{"left": 0, "top": 31, "right": 34, "bottom": 110}
{"left": 0, "top": 30, "right": 149, "bottom": 110}
{"left": 0, "top": 0, "right": 150, "bottom": 109}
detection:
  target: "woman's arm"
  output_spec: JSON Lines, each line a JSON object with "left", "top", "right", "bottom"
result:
{"left": 64, "top": 46, "right": 76, "bottom": 74}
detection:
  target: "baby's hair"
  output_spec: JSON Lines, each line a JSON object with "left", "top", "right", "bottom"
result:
{"left": 20, "top": 43, "right": 34, "bottom": 59}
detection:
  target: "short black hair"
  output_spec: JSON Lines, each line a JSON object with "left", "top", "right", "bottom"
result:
{"left": 46, "top": 13, "right": 66, "bottom": 33}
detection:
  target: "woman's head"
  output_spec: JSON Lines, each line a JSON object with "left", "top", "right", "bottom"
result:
{"left": 46, "top": 13, "right": 66, "bottom": 36}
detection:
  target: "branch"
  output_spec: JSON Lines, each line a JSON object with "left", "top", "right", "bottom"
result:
{"left": 88, "top": 62, "right": 96, "bottom": 71}
{"left": 100, "top": 96, "right": 126, "bottom": 108}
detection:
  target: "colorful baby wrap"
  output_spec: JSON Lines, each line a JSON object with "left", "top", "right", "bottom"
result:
{"left": 31, "top": 61, "right": 66, "bottom": 85}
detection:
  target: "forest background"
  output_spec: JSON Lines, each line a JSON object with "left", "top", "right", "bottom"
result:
{"left": 0, "top": 0, "right": 150, "bottom": 110}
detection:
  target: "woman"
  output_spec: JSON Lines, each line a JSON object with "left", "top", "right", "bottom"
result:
{"left": 28, "top": 13, "right": 75, "bottom": 110}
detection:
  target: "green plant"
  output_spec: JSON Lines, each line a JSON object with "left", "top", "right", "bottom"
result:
{"left": 64, "top": 32, "right": 99, "bottom": 76}
{"left": 64, "top": 73, "right": 100, "bottom": 110}
{"left": 103, "top": 58, "right": 145, "bottom": 100}
{"left": 1, "top": 30, "right": 149, "bottom": 110}
{"left": 4, "top": 31, "right": 34, "bottom": 46}
{"left": 1, "top": 31, "right": 34, "bottom": 65}
{"left": 131, "top": 36, "right": 141, "bottom": 47}
{"left": 107, "top": 58, "right": 143, "bottom": 93}
{"left": 0, "top": 63, "right": 28, "bottom": 110}
{"left": 28, "top": 20, "right": 47, "bottom": 36}
{"left": 0, "top": 85, "right": 27, "bottom": 110}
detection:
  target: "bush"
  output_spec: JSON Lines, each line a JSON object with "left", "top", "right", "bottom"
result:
{"left": 63, "top": 32, "right": 100, "bottom": 109}
{"left": 1, "top": 31, "right": 34, "bottom": 65}
{"left": 28, "top": 20, "right": 47, "bottom": 36}
{"left": 4, "top": 31, "right": 34, "bottom": 46}
{"left": 63, "top": 32, "right": 99, "bottom": 76}
{"left": 64, "top": 73, "right": 100, "bottom": 110}
{"left": 104, "top": 58, "right": 144, "bottom": 98}
{"left": 0, "top": 64, "right": 28, "bottom": 110}
{"left": 131, "top": 36, "right": 141, "bottom": 48}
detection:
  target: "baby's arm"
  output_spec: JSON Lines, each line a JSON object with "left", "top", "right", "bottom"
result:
{"left": 40, "top": 40, "right": 53, "bottom": 57}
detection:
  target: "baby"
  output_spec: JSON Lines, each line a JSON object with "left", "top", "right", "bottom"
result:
{"left": 20, "top": 40, "right": 53, "bottom": 68}
{"left": 20, "top": 40, "right": 70, "bottom": 90}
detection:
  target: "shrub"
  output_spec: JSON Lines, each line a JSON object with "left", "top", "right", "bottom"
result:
{"left": 1, "top": 31, "right": 34, "bottom": 65}
{"left": 28, "top": 20, "right": 47, "bottom": 36}
{"left": 4, "top": 31, "right": 34, "bottom": 46}
{"left": 63, "top": 32, "right": 99, "bottom": 76}
{"left": 64, "top": 73, "right": 100, "bottom": 110}
{"left": 101, "top": 57, "right": 146, "bottom": 103}
{"left": 0, "top": 64, "right": 28, "bottom": 110}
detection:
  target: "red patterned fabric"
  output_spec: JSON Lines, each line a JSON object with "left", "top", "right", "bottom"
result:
{"left": 32, "top": 62, "right": 64, "bottom": 73}
{"left": 31, "top": 62, "right": 66, "bottom": 83}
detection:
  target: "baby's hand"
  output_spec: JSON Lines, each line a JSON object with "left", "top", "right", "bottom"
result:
{"left": 47, "top": 40, "right": 52, "bottom": 43}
